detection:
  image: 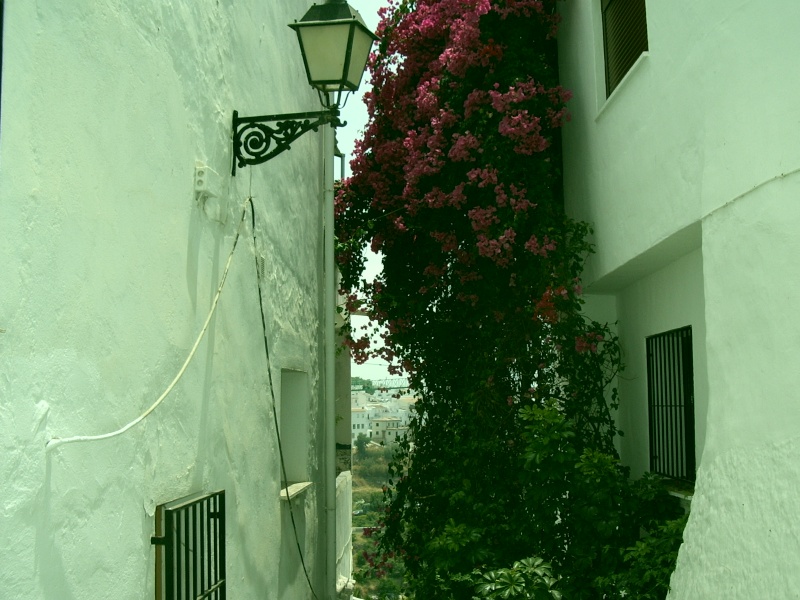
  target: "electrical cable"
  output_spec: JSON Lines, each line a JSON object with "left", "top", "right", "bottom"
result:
{"left": 45, "top": 203, "right": 250, "bottom": 453}
{"left": 43, "top": 195, "right": 322, "bottom": 599}
{"left": 246, "top": 197, "right": 320, "bottom": 600}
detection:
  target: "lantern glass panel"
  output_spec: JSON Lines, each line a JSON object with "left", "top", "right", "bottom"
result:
{"left": 345, "top": 25, "right": 374, "bottom": 90}
{"left": 297, "top": 23, "right": 353, "bottom": 90}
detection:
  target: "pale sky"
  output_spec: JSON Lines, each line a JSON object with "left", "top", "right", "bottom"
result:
{"left": 338, "top": 0, "right": 393, "bottom": 382}
{"left": 338, "top": 0, "right": 386, "bottom": 178}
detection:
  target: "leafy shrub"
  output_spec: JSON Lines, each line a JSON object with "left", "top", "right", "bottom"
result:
{"left": 594, "top": 514, "right": 689, "bottom": 599}
{"left": 473, "top": 557, "right": 562, "bottom": 600}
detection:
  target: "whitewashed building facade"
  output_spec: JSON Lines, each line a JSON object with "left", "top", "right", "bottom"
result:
{"left": 351, "top": 406, "right": 373, "bottom": 440}
{"left": 558, "top": 1, "right": 800, "bottom": 597}
{"left": 0, "top": 1, "right": 351, "bottom": 598}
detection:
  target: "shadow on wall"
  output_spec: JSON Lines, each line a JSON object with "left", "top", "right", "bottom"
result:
{"left": 34, "top": 456, "right": 77, "bottom": 600}
{"left": 279, "top": 499, "right": 308, "bottom": 598}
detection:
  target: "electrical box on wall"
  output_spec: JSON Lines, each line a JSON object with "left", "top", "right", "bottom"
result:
{"left": 194, "top": 163, "right": 226, "bottom": 224}
{"left": 194, "top": 163, "right": 220, "bottom": 200}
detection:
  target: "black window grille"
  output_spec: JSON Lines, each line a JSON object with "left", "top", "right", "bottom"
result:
{"left": 151, "top": 490, "right": 226, "bottom": 600}
{"left": 602, "top": 0, "right": 648, "bottom": 96}
{"left": 646, "top": 327, "right": 695, "bottom": 483}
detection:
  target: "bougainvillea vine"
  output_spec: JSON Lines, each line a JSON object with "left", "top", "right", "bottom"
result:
{"left": 337, "top": 1, "right": 684, "bottom": 597}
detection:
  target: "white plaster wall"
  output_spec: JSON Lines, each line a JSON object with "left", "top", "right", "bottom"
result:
{"left": 667, "top": 174, "right": 800, "bottom": 598}
{"left": 669, "top": 435, "right": 800, "bottom": 599}
{"left": 336, "top": 312, "right": 353, "bottom": 447}
{"left": 559, "top": 1, "right": 800, "bottom": 596}
{"left": 580, "top": 250, "right": 707, "bottom": 480}
{"left": 614, "top": 249, "right": 707, "bottom": 478}
{"left": 558, "top": 0, "right": 800, "bottom": 285}
{"left": 335, "top": 471, "right": 353, "bottom": 596}
{"left": 699, "top": 175, "right": 800, "bottom": 461}
{"left": 0, "top": 1, "right": 329, "bottom": 598}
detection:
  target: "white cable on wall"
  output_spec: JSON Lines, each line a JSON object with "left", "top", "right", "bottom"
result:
{"left": 46, "top": 203, "right": 249, "bottom": 453}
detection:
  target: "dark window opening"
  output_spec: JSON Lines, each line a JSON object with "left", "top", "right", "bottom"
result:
{"left": 280, "top": 369, "right": 311, "bottom": 487}
{"left": 602, "top": 0, "right": 648, "bottom": 96}
{"left": 646, "top": 326, "right": 695, "bottom": 483}
{"left": 151, "top": 490, "right": 226, "bottom": 600}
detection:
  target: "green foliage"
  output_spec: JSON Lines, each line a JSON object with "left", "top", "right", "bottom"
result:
{"left": 354, "top": 528, "right": 408, "bottom": 599}
{"left": 594, "top": 514, "right": 689, "bottom": 599}
{"left": 473, "top": 557, "right": 562, "bottom": 600}
{"left": 352, "top": 445, "right": 408, "bottom": 598}
{"left": 353, "top": 376, "right": 377, "bottom": 394}
{"left": 502, "top": 402, "right": 684, "bottom": 596}
{"left": 355, "top": 432, "right": 370, "bottom": 457}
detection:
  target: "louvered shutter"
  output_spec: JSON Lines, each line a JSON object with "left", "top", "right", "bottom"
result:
{"left": 602, "top": 0, "right": 648, "bottom": 96}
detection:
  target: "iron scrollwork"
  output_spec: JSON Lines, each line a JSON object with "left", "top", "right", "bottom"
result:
{"left": 231, "top": 108, "right": 342, "bottom": 175}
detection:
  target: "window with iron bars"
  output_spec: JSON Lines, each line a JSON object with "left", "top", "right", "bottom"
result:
{"left": 151, "top": 490, "right": 226, "bottom": 600}
{"left": 646, "top": 326, "right": 696, "bottom": 483}
{"left": 602, "top": 0, "right": 648, "bottom": 96}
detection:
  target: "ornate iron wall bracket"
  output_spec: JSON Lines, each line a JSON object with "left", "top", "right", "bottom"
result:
{"left": 231, "top": 108, "right": 343, "bottom": 175}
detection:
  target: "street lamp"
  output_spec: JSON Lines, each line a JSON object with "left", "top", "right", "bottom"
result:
{"left": 231, "top": 0, "right": 377, "bottom": 175}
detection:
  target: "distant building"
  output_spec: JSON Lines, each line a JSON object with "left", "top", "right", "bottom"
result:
{"left": 370, "top": 417, "right": 405, "bottom": 444}
{"left": 383, "top": 426, "right": 408, "bottom": 444}
{"left": 351, "top": 390, "right": 373, "bottom": 407}
{"left": 351, "top": 407, "right": 373, "bottom": 440}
